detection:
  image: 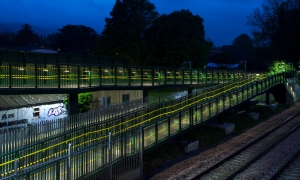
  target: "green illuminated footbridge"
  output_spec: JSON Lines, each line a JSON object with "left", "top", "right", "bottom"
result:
{"left": 0, "top": 67, "right": 285, "bottom": 179}
{"left": 0, "top": 50, "right": 248, "bottom": 95}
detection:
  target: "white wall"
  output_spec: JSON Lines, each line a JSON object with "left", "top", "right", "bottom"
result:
{"left": 0, "top": 103, "right": 68, "bottom": 124}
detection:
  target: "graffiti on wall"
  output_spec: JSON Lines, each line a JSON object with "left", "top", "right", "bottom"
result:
{"left": 2, "top": 113, "right": 14, "bottom": 120}
{"left": 48, "top": 106, "right": 67, "bottom": 117}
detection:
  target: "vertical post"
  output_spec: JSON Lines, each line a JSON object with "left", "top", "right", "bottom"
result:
{"left": 14, "top": 158, "right": 18, "bottom": 180}
{"left": 109, "top": 132, "right": 112, "bottom": 180}
{"left": 141, "top": 68, "right": 143, "bottom": 86}
{"left": 139, "top": 125, "right": 143, "bottom": 179}
{"left": 69, "top": 94, "right": 79, "bottom": 115}
{"left": 99, "top": 66, "right": 102, "bottom": 86}
{"left": 205, "top": 70, "right": 208, "bottom": 84}
{"left": 168, "top": 117, "right": 171, "bottom": 137}
{"left": 35, "top": 63, "right": 38, "bottom": 88}
{"left": 77, "top": 65, "right": 80, "bottom": 88}
{"left": 9, "top": 62, "right": 12, "bottom": 88}
{"left": 143, "top": 90, "right": 148, "bottom": 104}
{"left": 58, "top": 64, "right": 61, "bottom": 88}
{"left": 67, "top": 143, "right": 72, "bottom": 180}
{"left": 152, "top": 68, "right": 154, "bottom": 86}
{"left": 89, "top": 66, "right": 92, "bottom": 87}
{"left": 266, "top": 91, "right": 270, "bottom": 105}
{"left": 155, "top": 122, "right": 158, "bottom": 143}
{"left": 56, "top": 159, "right": 60, "bottom": 180}
{"left": 128, "top": 68, "right": 131, "bottom": 86}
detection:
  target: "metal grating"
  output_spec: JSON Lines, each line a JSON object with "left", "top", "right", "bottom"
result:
{"left": 0, "top": 95, "right": 19, "bottom": 108}
{"left": 10, "top": 95, "right": 28, "bottom": 107}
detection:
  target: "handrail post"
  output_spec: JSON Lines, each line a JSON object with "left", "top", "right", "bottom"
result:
{"left": 9, "top": 61, "right": 12, "bottom": 88}
{"left": 35, "top": 63, "right": 38, "bottom": 88}
{"left": 56, "top": 158, "right": 60, "bottom": 180}
{"left": 109, "top": 132, "right": 112, "bottom": 180}
{"left": 67, "top": 143, "right": 72, "bottom": 180}
{"left": 14, "top": 158, "right": 18, "bottom": 180}
{"left": 139, "top": 125, "right": 143, "bottom": 179}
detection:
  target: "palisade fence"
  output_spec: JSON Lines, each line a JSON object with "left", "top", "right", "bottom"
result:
{"left": 286, "top": 78, "right": 299, "bottom": 102}
{"left": 0, "top": 73, "right": 284, "bottom": 179}
{"left": 94, "top": 96, "right": 150, "bottom": 112}
{"left": 1, "top": 129, "right": 142, "bottom": 180}
{"left": 0, "top": 74, "right": 255, "bottom": 149}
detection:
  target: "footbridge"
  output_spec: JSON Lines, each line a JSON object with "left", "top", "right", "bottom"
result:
{"left": 0, "top": 50, "right": 290, "bottom": 179}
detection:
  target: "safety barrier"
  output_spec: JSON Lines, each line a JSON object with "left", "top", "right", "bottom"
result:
{"left": 0, "top": 50, "right": 248, "bottom": 94}
{"left": 1, "top": 129, "right": 142, "bottom": 180}
{"left": 0, "top": 73, "right": 284, "bottom": 179}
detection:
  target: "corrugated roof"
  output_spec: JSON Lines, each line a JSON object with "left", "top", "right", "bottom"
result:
{"left": 0, "top": 95, "right": 19, "bottom": 108}
{"left": 10, "top": 95, "right": 28, "bottom": 106}
{"left": 0, "top": 96, "right": 11, "bottom": 109}
{"left": 0, "top": 94, "right": 66, "bottom": 110}
{"left": 21, "top": 95, "right": 36, "bottom": 105}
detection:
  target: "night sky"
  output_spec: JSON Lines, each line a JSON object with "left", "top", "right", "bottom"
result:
{"left": 1, "top": 0, "right": 263, "bottom": 47}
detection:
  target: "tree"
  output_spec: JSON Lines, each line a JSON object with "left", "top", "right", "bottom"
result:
{"left": 63, "top": 92, "right": 93, "bottom": 113}
{"left": 95, "top": 0, "right": 159, "bottom": 65}
{"left": 247, "top": 0, "right": 300, "bottom": 67}
{"left": 38, "top": 32, "right": 57, "bottom": 49}
{"left": 14, "top": 23, "right": 39, "bottom": 46}
{"left": 232, "top": 34, "right": 253, "bottom": 51}
{"left": 54, "top": 25, "right": 99, "bottom": 54}
{"left": 145, "top": 9, "right": 211, "bottom": 68}
{"left": 0, "top": 32, "right": 15, "bottom": 48}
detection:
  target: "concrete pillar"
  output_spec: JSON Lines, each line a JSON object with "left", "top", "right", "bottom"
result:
{"left": 245, "top": 101, "right": 250, "bottom": 113}
{"left": 143, "top": 90, "right": 149, "bottom": 103}
{"left": 266, "top": 91, "right": 270, "bottom": 105}
{"left": 69, "top": 93, "right": 79, "bottom": 115}
{"left": 218, "top": 115, "right": 223, "bottom": 124}
{"left": 188, "top": 87, "right": 193, "bottom": 95}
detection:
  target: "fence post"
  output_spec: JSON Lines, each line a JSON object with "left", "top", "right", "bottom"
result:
{"left": 140, "top": 125, "right": 143, "bottom": 180}
{"left": 56, "top": 158, "right": 60, "bottom": 180}
{"left": 67, "top": 143, "right": 72, "bottom": 180}
{"left": 14, "top": 158, "right": 18, "bottom": 180}
{"left": 109, "top": 132, "right": 112, "bottom": 180}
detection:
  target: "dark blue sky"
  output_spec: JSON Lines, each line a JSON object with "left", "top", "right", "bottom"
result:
{"left": 1, "top": 0, "right": 263, "bottom": 47}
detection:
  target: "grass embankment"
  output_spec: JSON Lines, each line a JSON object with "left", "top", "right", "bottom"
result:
{"left": 143, "top": 103, "right": 293, "bottom": 176}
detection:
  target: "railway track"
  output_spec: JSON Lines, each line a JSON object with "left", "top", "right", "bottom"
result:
{"left": 191, "top": 111, "right": 300, "bottom": 180}
{"left": 270, "top": 147, "right": 300, "bottom": 179}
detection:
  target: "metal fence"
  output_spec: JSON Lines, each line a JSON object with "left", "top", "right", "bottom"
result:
{"left": 0, "top": 73, "right": 284, "bottom": 179}
{"left": 286, "top": 78, "right": 299, "bottom": 102}
{"left": 1, "top": 128, "right": 142, "bottom": 180}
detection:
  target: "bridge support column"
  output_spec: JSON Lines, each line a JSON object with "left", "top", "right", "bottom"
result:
{"left": 245, "top": 101, "right": 250, "bottom": 113}
{"left": 143, "top": 90, "right": 149, "bottom": 103}
{"left": 69, "top": 93, "right": 79, "bottom": 115}
{"left": 266, "top": 91, "right": 270, "bottom": 105}
{"left": 188, "top": 87, "right": 193, "bottom": 95}
{"left": 217, "top": 115, "right": 223, "bottom": 124}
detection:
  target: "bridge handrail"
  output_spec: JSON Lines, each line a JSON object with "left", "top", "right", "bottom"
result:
{"left": 0, "top": 73, "right": 284, "bottom": 178}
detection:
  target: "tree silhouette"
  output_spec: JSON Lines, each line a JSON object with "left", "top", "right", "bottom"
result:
{"left": 0, "top": 32, "right": 15, "bottom": 48}
{"left": 95, "top": 0, "right": 159, "bottom": 65}
{"left": 145, "top": 9, "right": 211, "bottom": 68}
{"left": 247, "top": 0, "right": 300, "bottom": 65}
{"left": 14, "top": 23, "right": 39, "bottom": 46}
{"left": 54, "top": 25, "right": 99, "bottom": 54}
